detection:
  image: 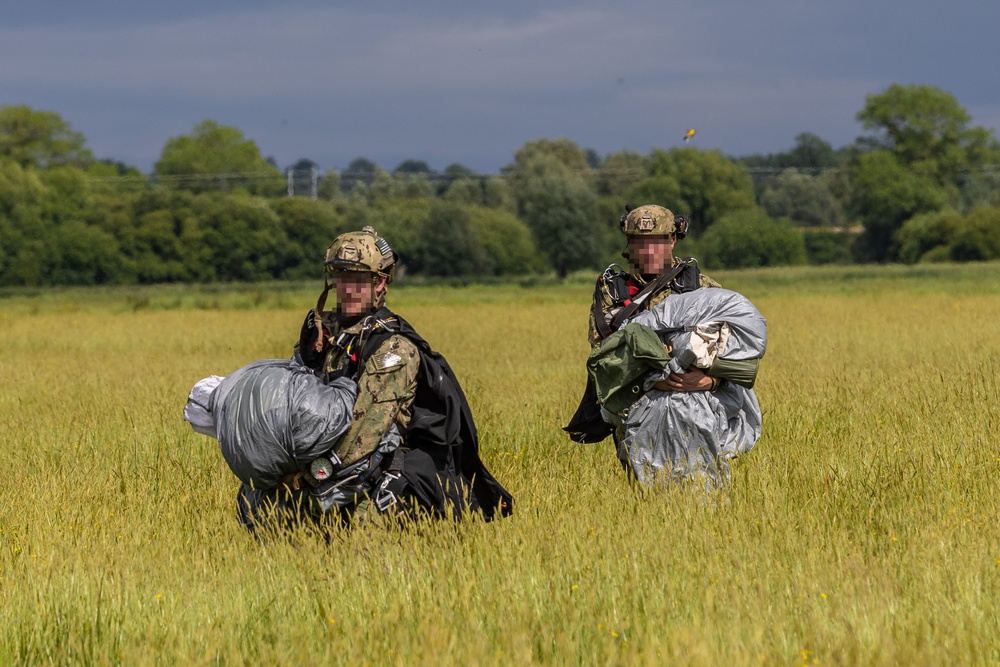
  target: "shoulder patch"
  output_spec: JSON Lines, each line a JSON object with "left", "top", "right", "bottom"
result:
{"left": 372, "top": 351, "right": 404, "bottom": 371}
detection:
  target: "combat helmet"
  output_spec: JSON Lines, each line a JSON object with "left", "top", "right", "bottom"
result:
{"left": 323, "top": 226, "right": 397, "bottom": 282}
{"left": 619, "top": 204, "right": 688, "bottom": 240}
{"left": 309, "top": 227, "right": 398, "bottom": 349}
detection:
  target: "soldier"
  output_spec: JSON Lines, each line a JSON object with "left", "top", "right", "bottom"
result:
{"left": 567, "top": 205, "right": 765, "bottom": 488}
{"left": 292, "top": 226, "right": 513, "bottom": 522}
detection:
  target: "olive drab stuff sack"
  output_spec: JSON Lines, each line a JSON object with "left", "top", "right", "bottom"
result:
{"left": 586, "top": 322, "right": 671, "bottom": 417}
{"left": 207, "top": 359, "right": 360, "bottom": 490}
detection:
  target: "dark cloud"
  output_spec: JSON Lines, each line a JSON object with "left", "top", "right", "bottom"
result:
{"left": 2, "top": 1, "right": 997, "bottom": 172}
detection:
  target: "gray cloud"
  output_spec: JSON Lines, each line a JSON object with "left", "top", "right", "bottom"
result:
{"left": 2, "top": 1, "right": 997, "bottom": 172}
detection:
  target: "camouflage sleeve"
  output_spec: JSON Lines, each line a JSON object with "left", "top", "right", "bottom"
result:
{"left": 334, "top": 334, "right": 420, "bottom": 466}
{"left": 699, "top": 271, "right": 722, "bottom": 288}
{"left": 587, "top": 288, "right": 615, "bottom": 348}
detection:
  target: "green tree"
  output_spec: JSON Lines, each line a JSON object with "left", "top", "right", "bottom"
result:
{"left": 851, "top": 84, "right": 1000, "bottom": 261}
{"left": 759, "top": 168, "right": 845, "bottom": 227}
{"left": 392, "top": 173, "right": 434, "bottom": 200}
{"left": 438, "top": 163, "right": 478, "bottom": 196}
{"left": 467, "top": 207, "right": 546, "bottom": 275}
{"left": 0, "top": 160, "right": 47, "bottom": 285}
{"left": 316, "top": 168, "right": 343, "bottom": 201}
{"left": 512, "top": 138, "right": 594, "bottom": 179}
{"left": 699, "top": 209, "right": 807, "bottom": 269}
{"left": 802, "top": 229, "right": 854, "bottom": 265}
{"left": 950, "top": 207, "right": 1000, "bottom": 262}
{"left": 154, "top": 120, "right": 283, "bottom": 195}
{"left": 362, "top": 198, "right": 433, "bottom": 265}
{"left": 394, "top": 159, "right": 432, "bottom": 175}
{"left": 196, "top": 194, "right": 290, "bottom": 282}
{"left": 508, "top": 139, "right": 602, "bottom": 277}
{"left": 408, "top": 201, "right": 487, "bottom": 277}
{"left": 48, "top": 220, "right": 125, "bottom": 285}
{"left": 270, "top": 198, "right": 346, "bottom": 279}
{"left": 741, "top": 132, "right": 840, "bottom": 171}
{"left": 896, "top": 209, "right": 963, "bottom": 264}
{"left": 630, "top": 148, "right": 756, "bottom": 236}
{"left": 342, "top": 157, "right": 379, "bottom": 191}
{"left": 443, "top": 177, "right": 486, "bottom": 205}
{"left": 856, "top": 84, "right": 997, "bottom": 182}
{"left": 850, "top": 150, "right": 948, "bottom": 262}
{"left": 595, "top": 150, "right": 648, "bottom": 200}
{"left": 0, "top": 105, "right": 92, "bottom": 169}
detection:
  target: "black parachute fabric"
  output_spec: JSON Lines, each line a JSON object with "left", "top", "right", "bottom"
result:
{"left": 357, "top": 308, "right": 514, "bottom": 521}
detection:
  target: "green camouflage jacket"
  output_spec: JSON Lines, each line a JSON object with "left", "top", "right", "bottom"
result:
{"left": 297, "top": 312, "right": 420, "bottom": 466}
{"left": 587, "top": 259, "right": 720, "bottom": 347}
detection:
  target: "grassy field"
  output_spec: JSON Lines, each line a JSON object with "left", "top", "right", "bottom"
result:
{"left": 1, "top": 263, "right": 999, "bottom": 665}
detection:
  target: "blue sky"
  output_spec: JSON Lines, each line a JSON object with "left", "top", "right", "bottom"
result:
{"left": 3, "top": 1, "right": 998, "bottom": 173}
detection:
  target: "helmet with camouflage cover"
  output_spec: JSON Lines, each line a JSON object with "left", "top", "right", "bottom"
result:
{"left": 323, "top": 226, "right": 397, "bottom": 282}
{"left": 619, "top": 204, "right": 688, "bottom": 240}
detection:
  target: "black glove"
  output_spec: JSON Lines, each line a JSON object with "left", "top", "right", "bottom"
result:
{"left": 296, "top": 309, "right": 327, "bottom": 370}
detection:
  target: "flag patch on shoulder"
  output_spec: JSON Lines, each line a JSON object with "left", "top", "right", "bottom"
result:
{"left": 373, "top": 351, "right": 404, "bottom": 370}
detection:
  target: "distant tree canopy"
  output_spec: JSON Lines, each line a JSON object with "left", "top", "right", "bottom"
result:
{"left": 0, "top": 105, "right": 92, "bottom": 170}
{"left": 851, "top": 84, "right": 1000, "bottom": 262}
{"left": 508, "top": 139, "right": 604, "bottom": 278}
{"left": 759, "top": 168, "right": 845, "bottom": 227}
{"left": 740, "top": 132, "right": 842, "bottom": 171}
{"left": 394, "top": 159, "right": 432, "bottom": 175}
{"left": 630, "top": 148, "right": 756, "bottom": 236}
{"left": 154, "top": 120, "right": 283, "bottom": 195}
{"left": 3, "top": 83, "right": 1000, "bottom": 287}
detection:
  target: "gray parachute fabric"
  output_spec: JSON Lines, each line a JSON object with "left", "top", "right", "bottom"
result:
{"left": 611, "top": 288, "right": 767, "bottom": 488}
{"left": 629, "top": 287, "right": 767, "bottom": 366}
{"left": 209, "top": 359, "right": 358, "bottom": 490}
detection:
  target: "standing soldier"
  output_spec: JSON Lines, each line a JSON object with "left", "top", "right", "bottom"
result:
{"left": 567, "top": 205, "right": 765, "bottom": 488}
{"left": 294, "top": 226, "right": 513, "bottom": 521}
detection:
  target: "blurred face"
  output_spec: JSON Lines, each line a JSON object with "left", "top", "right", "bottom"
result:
{"left": 628, "top": 234, "right": 676, "bottom": 275}
{"left": 335, "top": 271, "right": 376, "bottom": 318}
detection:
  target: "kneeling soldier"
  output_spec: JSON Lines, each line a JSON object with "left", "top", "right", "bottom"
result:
{"left": 291, "top": 226, "right": 513, "bottom": 522}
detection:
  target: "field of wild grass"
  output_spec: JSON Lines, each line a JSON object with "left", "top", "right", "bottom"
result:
{"left": 1, "top": 263, "right": 999, "bottom": 665}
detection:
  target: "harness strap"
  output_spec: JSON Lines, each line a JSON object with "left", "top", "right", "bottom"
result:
{"left": 592, "top": 282, "right": 614, "bottom": 341}
{"left": 312, "top": 277, "right": 331, "bottom": 353}
{"left": 594, "top": 260, "right": 691, "bottom": 341}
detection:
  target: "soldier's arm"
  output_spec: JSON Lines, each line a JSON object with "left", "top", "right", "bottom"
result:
{"left": 334, "top": 335, "right": 420, "bottom": 466}
{"left": 293, "top": 309, "right": 334, "bottom": 370}
{"left": 699, "top": 272, "right": 722, "bottom": 288}
{"left": 587, "top": 286, "right": 617, "bottom": 348}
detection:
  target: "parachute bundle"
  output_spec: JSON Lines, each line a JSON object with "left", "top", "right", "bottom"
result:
{"left": 187, "top": 359, "right": 359, "bottom": 490}
{"left": 607, "top": 288, "right": 767, "bottom": 487}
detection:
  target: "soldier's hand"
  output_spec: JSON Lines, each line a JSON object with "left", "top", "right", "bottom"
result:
{"left": 653, "top": 367, "right": 714, "bottom": 392}
{"left": 297, "top": 309, "right": 326, "bottom": 369}
{"left": 280, "top": 471, "right": 304, "bottom": 491}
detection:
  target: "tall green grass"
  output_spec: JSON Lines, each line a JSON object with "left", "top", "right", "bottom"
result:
{"left": 1, "top": 263, "right": 998, "bottom": 665}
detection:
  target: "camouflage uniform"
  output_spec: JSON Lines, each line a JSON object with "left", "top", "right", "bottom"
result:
{"left": 307, "top": 311, "right": 420, "bottom": 466}
{"left": 576, "top": 204, "right": 760, "bottom": 488}
{"left": 293, "top": 227, "right": 514, "bottom": 522}
{"left": 587, "top": 258, "right": 721, "bottom": 348}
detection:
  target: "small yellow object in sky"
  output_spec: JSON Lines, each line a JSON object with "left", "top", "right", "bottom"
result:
{"left": 683, "top": 128, "right": 696, "bottom": 142}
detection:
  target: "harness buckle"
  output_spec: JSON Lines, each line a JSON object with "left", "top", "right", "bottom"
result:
{"left": 374, "top": 471, "right": 402, "bottom": 512}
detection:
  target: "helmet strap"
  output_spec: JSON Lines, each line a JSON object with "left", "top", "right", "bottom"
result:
{"left": 372, "top": 274, "right": 389, "bottom": 308}
{"left": 312, "top": 274, "right": 332, "bottom": 353}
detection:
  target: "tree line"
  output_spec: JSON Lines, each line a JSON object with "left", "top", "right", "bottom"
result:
{"left": 1, "top": 83, "right": 998, "bottom": 287}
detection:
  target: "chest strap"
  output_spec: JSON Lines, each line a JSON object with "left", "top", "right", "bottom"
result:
{"left": 593, "top": 260, "right": 691, "bottom": 342}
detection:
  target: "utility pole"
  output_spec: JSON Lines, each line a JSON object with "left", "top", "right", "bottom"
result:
{"left": 287, "top": 167, "right": 294, "bottom": 197}
{"left": 311, "top": 166, "right": 318, "bottom": 200}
